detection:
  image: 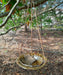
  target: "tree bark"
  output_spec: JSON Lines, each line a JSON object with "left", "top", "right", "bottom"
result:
{"left": 25, "top": 24, "right": 28, "bottom": 32}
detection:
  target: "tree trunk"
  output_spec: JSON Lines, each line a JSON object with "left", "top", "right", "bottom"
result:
{"left": 25, "top": 24, "right": 27, "bottom": 32}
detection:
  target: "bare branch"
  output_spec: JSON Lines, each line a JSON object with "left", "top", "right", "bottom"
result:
{"left": 37, "top": 1, "right": 63, "bottom": 17}
{"left": 0, "top": 23, "right": 24, "bottom": 36}
{"left": 54, "top": 1, "right": 63, "bottom": 9}
{"left": 0, "top": 0, "right": 20, "bottom": 28}
{"left": 17, "top": 0, "right": 48, "bottom": 10}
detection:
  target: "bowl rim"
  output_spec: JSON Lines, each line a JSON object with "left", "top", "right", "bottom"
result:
{"left": 16, "top": 54, "right": 47, "bottom": 70}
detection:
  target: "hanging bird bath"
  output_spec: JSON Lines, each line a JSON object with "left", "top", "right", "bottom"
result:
{"left": 16, "top": 0, "right": 47, "bottom": 70}
{"left": 16, "top": 52, "right": 47, "bottom": 70}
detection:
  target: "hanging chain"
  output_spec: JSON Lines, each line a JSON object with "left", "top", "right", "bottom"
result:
{"left": 32, "top": 1, "right": 45, "bottom": 57}
{"left": 27, "top": 0, "right": 45, "bottom": 57}
{"left": 30, "top": 0, "right": 33, "bottom": 52}
{"left": 36, "top": 10, "right": 45, "bottom": 57}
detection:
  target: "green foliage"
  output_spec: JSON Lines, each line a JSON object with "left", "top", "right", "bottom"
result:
{"left": 0, "top": 18, "right": 3, "bottom": 23}
{"left": 0, "top": 0, "right": 63, "bottom": 32}
{"left": 44, "top": 18, "right": 52, "bottom": 23}
{"left": 0, "top": 0, "right": 8, "bottom": 6}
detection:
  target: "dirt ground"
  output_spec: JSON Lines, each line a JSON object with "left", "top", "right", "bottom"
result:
{"left": 0, "top": 29, "right": 63, "bottom": 75}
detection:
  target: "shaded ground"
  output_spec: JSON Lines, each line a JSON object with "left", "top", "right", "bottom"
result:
{"left": 0, "top": 29, "right": 63, "bottom": 75}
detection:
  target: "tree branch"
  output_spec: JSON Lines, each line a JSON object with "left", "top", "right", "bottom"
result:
{"left": 17, "top": 0, "right": 48, "bottom": 10}
{"left": 54, "top": 1, "right": 63, "bottom": 9}
{"left": 0, "top": 23, "right": 24, "bottom": 36}
{"left": 0, "top": 0, "right": 20, "bottom": 28}
{"left": 36, "top": 1, "right": 63, "bottom": 17}
{"left": 0, "top": 0, "right": 48, "bottom": 18}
